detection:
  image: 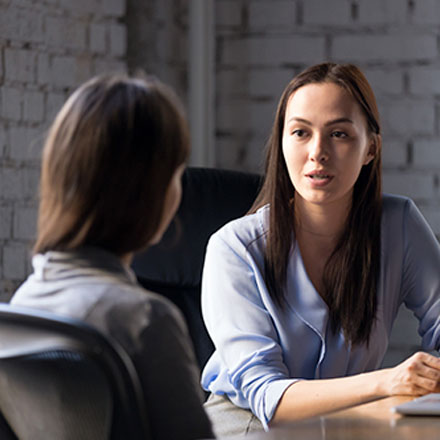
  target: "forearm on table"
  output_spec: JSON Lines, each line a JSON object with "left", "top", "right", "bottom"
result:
{"left": 271, "top": 369, "right": 387, "bottom": 424}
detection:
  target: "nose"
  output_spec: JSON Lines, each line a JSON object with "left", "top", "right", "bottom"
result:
{"left": 309, "top": 134, "right": 329, "bottom": 163}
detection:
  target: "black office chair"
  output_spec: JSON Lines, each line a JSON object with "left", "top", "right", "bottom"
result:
{"left": 0, "top": 303, "right": 150, "bottom": 440}
{"left": 132, "top": 167, "right": 262, "bottom": 369}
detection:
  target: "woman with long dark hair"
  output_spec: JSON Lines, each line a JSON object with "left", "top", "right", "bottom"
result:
{"left": 11, "top": 73, "right": 213, "bottom": 440}
{"left": 201, "top": 62, "right": 440, "bottom": 436}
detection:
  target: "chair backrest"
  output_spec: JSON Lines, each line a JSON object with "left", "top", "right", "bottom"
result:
{"left": 132, "top": 167, "right": 262, "bottom": 369}
{"left": 0, "top": 303, "right": 151, "bottom": 440}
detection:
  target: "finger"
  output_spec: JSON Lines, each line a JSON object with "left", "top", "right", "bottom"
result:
{"left": 415, "top": 376, "right": 439, "bottom": 393}
{"left": 399, "top": 382, "right": 431, "bottom": 396}
{"left": 412, "top": 385, "right": 430, "bottom": 396}
{"left": 423, "top": 355, "right": 440, "bottom": 371}
{"left": 412, "top": 352, "right": 440, "bottom": 370}
{"left": 413, "top": 363, "right": 440, "bottom": 381}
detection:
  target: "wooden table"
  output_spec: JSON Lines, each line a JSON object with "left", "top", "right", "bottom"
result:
{"left": 223, "top": 396, "right": 440, "bottom": 439}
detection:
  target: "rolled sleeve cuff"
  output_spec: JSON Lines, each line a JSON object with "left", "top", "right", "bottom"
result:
{"left": 261, "top": 378, "right": 300, "bottom": 430}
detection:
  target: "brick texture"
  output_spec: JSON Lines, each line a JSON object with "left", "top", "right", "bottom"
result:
{"left": 248, "top": 1, "right": 297, "bottom": 29}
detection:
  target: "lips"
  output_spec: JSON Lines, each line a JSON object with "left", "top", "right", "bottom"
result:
{"left": 306, "top": 170, "right": 333, "bottom": 179}
{"left": 305, "top": 170, "right": 333, "bottom": 186}
{"left": 308, "top": 174, "right": 331, "bottom": 180}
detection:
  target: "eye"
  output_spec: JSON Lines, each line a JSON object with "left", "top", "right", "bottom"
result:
{"left": 331, "top": 131, "right": 348, "bottom": 139}
{"left": 292, "top": 129, "right": 307, "bottom": 138}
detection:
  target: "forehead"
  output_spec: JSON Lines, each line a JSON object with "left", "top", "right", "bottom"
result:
{"left": 285, "top": 82, "right": 365, "bottom": 122}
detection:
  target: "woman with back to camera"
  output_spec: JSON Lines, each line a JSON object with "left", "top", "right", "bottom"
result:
{"left": 11, "top": 73, "right": 214, "bottom": 440}
{"left": 201, "top": 62, "right": 440, "bottom": 436}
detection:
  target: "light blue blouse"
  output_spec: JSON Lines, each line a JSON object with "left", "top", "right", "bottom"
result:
{"left": 201, "top": 194, "right": 440, "bottom": 430}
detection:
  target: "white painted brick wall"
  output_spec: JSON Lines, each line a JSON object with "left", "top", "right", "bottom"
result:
{"left": 0, "top": 0, "right": 127, "bottom": 296}
{"left": 1, "top": 168, "right": 39, "bottom": 202}
{"left": 222, "top": 36, "right": 326, "bottom": 66}
{"left": 332, "top": 34, "right": 437, "bottom": 62}
{"left": 4, "top": 49, "right": 37, "bottom": 83}
{"left": 110, "top": 23, "right": 127, "bottom": 57}
{"left": 421, "top": 206, "right": 440, "bottom": 236}
{"left": 303, "top": 0, "right": 351, "bottom": 25}
{"left": 90, "top": 23, "right": 107, "bottom": 54}
{"left": 103, "top": 0, "right": 126, "bottom": 17}
{"left": 248, "top": 69, "right": 295, "bottom": 98}
{"left": 364, "top": 69, "right": 404, "bottom": 96}
{"left": 217, "top": 70, "right": 245, "bottom": 97}
{"left": 412, "top": 140, "right": 440, "bottom": 168}
{"left": 9, "top": 126, "right": 44, "bottom": 161}
{"left": 217, "top": 98, "right": 247, "bottom": 133}
{"left": 51, "top": 56, "right": 79, "bottom": 88}
{"left": 94, "top": 59, "right": 126, "bottom": 76}
{"left": 249, "top": 100, "right": 277, "bottom": 137}
{"left": 46, "top": 92, "right": 66, "bottom": 122}
{"left": 1, "top": 87, "right": 21, "bottom": 121}
{"left": 409, "top": 67, "right": 440, "bottom": 95}
{"left": 3, "top": 244, "right": 26, "bottom": 280}
{"left": 45, "top": 16, "right": 87, "bottom": 51}
{"left": 357, "top": 0, "right": 407, "bottom": 25}
{"left": 248, "top": 1, "right": 297, "bottom": 30}
{"left": 37, "top": 53, "right": 51, "bottom": 85}
{"left": 384, "top": 100, "right": 435, "bottom": 136}
{"left": 383, "top": 172, "right": 435, "bottom": 200}
{"left": 382, "top": 141, "right": 407, "bottom": 168}
{"left": 216, "top": 0, "right": 242, "bottom": 27}
{"left": 0, "top": 46, "right": 3, "bottom": 82}
{"left": 412, "top": 0, "right": 440, "bottom": 24}
{"left": 23, "top": 91, "right": 45, "bottom": 123}
{"left": 13, "top": 206, "right": 37, "bottom": 241}
{"left": 59, "top": 0, "right": 100, "bottom": 16}
{"left": 1, "top": 167, "right": 24, "bottom": 200}
{"left": 0, "top": 7, "right": 44, "bottom": 43}
{"left": 0, "top": 125, "right": 5, "bottom": 158}
{"left": 0, "top": 207, "right": 12, "bottom": 240}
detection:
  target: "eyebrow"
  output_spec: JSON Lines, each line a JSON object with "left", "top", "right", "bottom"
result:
{"left": 287, "top": 117, "right": 354, "bottom": 126}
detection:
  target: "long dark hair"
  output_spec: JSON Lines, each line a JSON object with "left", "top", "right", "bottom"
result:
{"left": 251, "top": 63, "right": 382, "bottom": 346}
{"left": 35, "top": 73, "right": 189, "bottom": 256}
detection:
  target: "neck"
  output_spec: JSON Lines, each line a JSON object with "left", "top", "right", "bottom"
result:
{"left": 294, "top": 196, "right": 351, "bottom": 244}
{"left": 120, "top": 252, "right": 134, "bottom": 266}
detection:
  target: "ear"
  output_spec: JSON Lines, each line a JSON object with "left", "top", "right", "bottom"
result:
{"left": 363, "top": 134, "right": 381, "bottom": 166}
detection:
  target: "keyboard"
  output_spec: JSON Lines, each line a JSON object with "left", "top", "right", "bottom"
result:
{"left": 392, "top": 393, "right": 440, "bottom": 416}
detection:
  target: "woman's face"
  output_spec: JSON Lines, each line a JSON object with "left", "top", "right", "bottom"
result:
{"left": 282, "top": 82, "right": 376, "bottom": 212}
{"left": 150, "top": 164, "right": 185, "bottom": 245}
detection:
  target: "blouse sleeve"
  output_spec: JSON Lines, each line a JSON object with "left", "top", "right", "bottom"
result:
{"left": 400, "top": 199, "right": 440, "bottom": 352}
{"left": 201, "top": 228, "right": 297, "bottom": 429}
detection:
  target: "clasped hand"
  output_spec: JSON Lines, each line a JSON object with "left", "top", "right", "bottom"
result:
{"left": 383, "top": 352, "right": 440, "bottom": 396}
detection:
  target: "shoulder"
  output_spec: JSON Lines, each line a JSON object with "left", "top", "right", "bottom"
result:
{"left": 382, "top": 193, "right": 413, "bottom": 213}
{"left": 84, "top": 282, "right": 194, "bottom": 356}
{"left": 382, "top": 193, "right": 418, "bottom": 227}
{"left": 95, "top": 282, "right": 187, "bottom": 330}
{"left": 382, "top": 193, "right": 427, "bottom": 226}
{"left": 208, "top": 204, "right": 269, "bottom": 254}
{"left": 381, "top": 194, "right": 437, "bottom": 253}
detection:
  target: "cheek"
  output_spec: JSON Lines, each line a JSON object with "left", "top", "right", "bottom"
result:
{"left": 282, "top": 142, "right": 294, "bottom": 176}
{"left": 171, "top": 179, "right": 182, "bottom": 215}
{"left": 164, "top": 176, "right": 182, "bottom": 221}
{"left": 283, "top": 141, "right": 303, "bottom": 174}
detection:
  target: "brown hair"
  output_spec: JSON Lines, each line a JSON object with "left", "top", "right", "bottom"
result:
{"left": 35, "top": 73, "right": 189, "bottom": 256}
{"left": 251, "top": 63, "right": 382, "bottom": 345}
